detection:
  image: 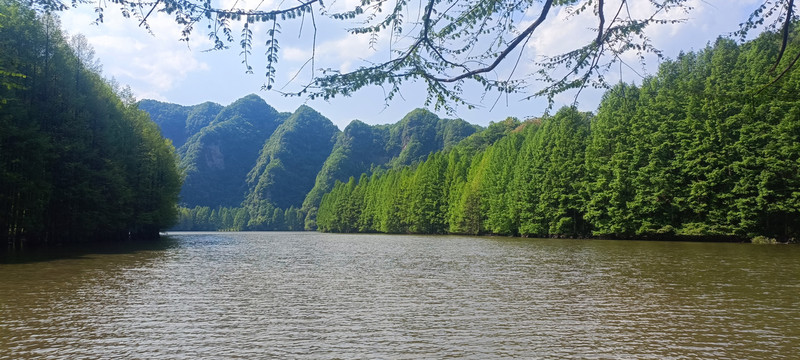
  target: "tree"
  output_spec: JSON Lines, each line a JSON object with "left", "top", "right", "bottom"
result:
{"left": 1, "top": 1, "right": 182, "bottom": 245}
{"left": 29, "top": 0, "right": 800, "bottom": 109}
{"left": 314, "top": 25, "right": 800, "bottom": 242}
{"left": 584, "top": 83, "right": 639, "bottom": 236}
{"left": 68, "top": 33, "right": 101, "bottom": 73}
{"left": 481, "top": 132, "right": 523, "bottom": 235}
{"left": 408, "top": 152, "right": 447, "bottom": 233}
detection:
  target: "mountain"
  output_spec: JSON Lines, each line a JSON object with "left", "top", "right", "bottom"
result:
{"left": 138, "top": 96, "right": 483, "bottom": 231}
{"left": 301, "top": 108, "right": 480, "bottom": 229}
{"left": 387, "top": 108, "right": 480, "bottom": 166}
{"left": 176, "top": 95, "right": 289, "bottom": 207}
{"left": 244, "top": 105, "right": 340, "bottom": 210}
{"left": 137, "top": 100, "right": 223, "bottom": 148}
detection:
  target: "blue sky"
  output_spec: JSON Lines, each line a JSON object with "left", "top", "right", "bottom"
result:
{"left": 59, "top": 0, "right": 764, "bottom": 129}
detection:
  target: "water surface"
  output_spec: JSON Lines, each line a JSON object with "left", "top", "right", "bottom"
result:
{"left": 1, "top": 232, "right": 798, "bottom": 359}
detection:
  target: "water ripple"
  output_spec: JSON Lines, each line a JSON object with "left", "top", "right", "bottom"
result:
{"left": 1, "top": 233, "right": 799, "bottom": 359}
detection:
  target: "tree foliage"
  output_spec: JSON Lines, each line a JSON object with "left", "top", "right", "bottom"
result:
{"left": 300, "top": 108, "right": 479, "bottom": 229}
{"left": 1, "top": 1, "right": 182, "bottom": 246}
{"left": 317, "top": 29, "right": 800, "bottom": 243}
{"left": 29, "top": 0, "right": 800, "bottom": 110}
{"left": 173, "top": 204, "right": 304, "bottom": 231}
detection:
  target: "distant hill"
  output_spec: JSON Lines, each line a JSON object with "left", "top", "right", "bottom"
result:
{"left": 137, "top": 100, "right": 223, "bottom": 148}
{"left": 301, "top": 108, "right": 480, "bottom": 229}
{"left": 138, "top": 95, "right": 482, "bottom": 229}
{"left": 142, "top": 95, "right": 288, "bottom": 207}
{"left": 245, "top": 105, "right": 340, "bottom": 210}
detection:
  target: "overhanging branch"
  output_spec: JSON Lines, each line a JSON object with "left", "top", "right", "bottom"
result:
{"left": 423, "top": 0, "right": 554, "bottom": 83}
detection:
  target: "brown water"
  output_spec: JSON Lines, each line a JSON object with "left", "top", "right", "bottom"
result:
{"left": 1, "top": 232, "right": 798, "bottom": 359}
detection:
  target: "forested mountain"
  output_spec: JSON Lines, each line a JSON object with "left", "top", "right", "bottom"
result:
{"left": 301, "top": 109, "right": 480, "bottom": 229}
{"left": 244, "top": 105, "right": 340, "bottom": 210}
{"left": 0, "top": 2, "right": 182, "bottom": 246}
{"left": 137, "top": 99, "right": 222, "bottom": 148}
{"left": 140, "top": 97, "right": 482, "bottom": 230}
{"left": 176, "top": 95, "right": 288, "bottom": 207}
{"left": 317, "top": 32, "right": 800, "bottom": 243}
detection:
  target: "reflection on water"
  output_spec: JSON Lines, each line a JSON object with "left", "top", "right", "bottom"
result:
{"left": 1, "top": 232, "right": 798, "bottom": 359}
{"left": 1, "top": 237, "right": 179, "bottom": 264}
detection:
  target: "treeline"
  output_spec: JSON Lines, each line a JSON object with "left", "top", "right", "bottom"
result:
{"left": 317, "top": 33, "right": 800, "bottom": 242}
{"left": 159, "top": 104, "right": 484, "bottom": 231}
{"left": 173, "top": 205, "right": 304, "bottom": 231}
{"left": 168, "top": 115, "right": 517, "bottom": 232}
{"left": 0, "top": 1, "right": 182, "bottom": 246}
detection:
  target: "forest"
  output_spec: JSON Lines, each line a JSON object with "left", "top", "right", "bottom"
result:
{"left": 0, "top": 1, "right": 182, "bottom": 246}
{"left": 5, "top": 0, "right": 800, "bottom": 244}
{"left": 316, "top": 31, "right": 800, "bottom": 243}
{"left": 139, "top": 98, "right": 480, "bottom": 231}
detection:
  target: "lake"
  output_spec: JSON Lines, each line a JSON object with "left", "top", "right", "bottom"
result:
{"left": 1, "top": 232, "right": 798, "bottom": 359}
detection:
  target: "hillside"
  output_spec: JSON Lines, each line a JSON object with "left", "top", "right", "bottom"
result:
{"left": 137, "top": 100, "right": 223, "bottom": 148}
{"left": 176, "top": 95, "right": 288, "bottom": 207}
{"left": 245, "top": 105, "right": 340, "bottom": 210}
{"left": 300, "top": 108, "right": 480, "bottom": 229}
{"left": 138, "top": 97, "right": 482, "bottom": 230}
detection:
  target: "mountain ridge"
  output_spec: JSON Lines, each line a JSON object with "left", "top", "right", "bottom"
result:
{"left": 138, "top": 95, "right": 483, "bottom": 230}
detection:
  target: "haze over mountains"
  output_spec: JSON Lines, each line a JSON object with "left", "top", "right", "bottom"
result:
{"left": 137, "top": 95, "right": 481, "bottom": 229}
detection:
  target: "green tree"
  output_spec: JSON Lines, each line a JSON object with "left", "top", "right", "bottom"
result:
{"left": 584, "top": 83, "right": 639, "bottom": 236}
{"left": 1, "top": 1, "right": 181, "bottom": 245}
{"left": 481, "top": 133, "right": 524, "bottom": 235}
{"left": 451, "top": 152, "right": 487, "bottom": 235}
{"left": 42, "top": 0, "right": 794, "bottom": 111}
{"left": 408, "top": 153, "right": 447, "bottom": 233}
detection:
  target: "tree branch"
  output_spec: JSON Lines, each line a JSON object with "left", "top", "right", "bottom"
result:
{"left": 119, "top": 0, "right": 321, "bottom": 19}
{"left": 597, "top": 0, "right": 605, "bottom": 45}
{"left": 424, "top": 0, "right": 554, "bottom": 83}
{"left": 770, "top": 0, "right": 794, "bottom": 73}
{"left": 759, "top": 42, "right": 800, "bottom": 94}
{"left": 138, "top": 0, "right": 160, "bottom": 27}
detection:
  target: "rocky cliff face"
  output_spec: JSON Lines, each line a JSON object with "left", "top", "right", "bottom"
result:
{"left": 173, "top": 95, "right": 287, "bottom": 207}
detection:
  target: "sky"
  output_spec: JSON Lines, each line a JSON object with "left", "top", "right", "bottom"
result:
{"left": 58, "top": 0, "right": 766, "bottom": 130}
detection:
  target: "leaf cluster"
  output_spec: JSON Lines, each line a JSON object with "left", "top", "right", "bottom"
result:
{"left": 317, "top": 30, "right": 800, "bottom": 242}
{"left": 36, "top": 0, "right": 799, "bottom": 110}
{"left": 1, "top": 1, "right": 182, "bottom": 245}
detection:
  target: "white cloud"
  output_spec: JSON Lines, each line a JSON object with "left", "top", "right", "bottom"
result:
{"left": 326, "top": 0, "right": 364, "bottom": 13}
{"left": 520, "top": 0, "right": 767, "bottom": 83}
{"left": 526, "top": 6, "right": 594, "bottom": 58}
{"left": 283, "top": 47, "right": 310, "bottom": 62}
{"left": 60, "top": 6, "right": 211, "bottom": 99}
{"left": 282, "top": 33, "right": 375, "bottom": 73}
{"left": 89, "top": 35, "right": 147, "bottom": 52}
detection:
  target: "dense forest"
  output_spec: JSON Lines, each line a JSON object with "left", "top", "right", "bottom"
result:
{"left": 140, "top": 99, "right": 479, "bottom": 231}
{"left": 140, "top": 95, "right": 289, "bottom": 208}
{"left": 0, "top": 1, "right": 182, "bottom": 246}
{"left": 4, "top": 1, "right": 798, "bottom": 245}
{"left": 316, "top": 32, "right": 800, "bottom": 243}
